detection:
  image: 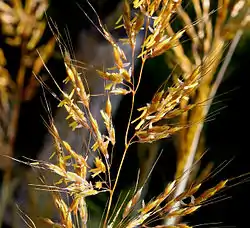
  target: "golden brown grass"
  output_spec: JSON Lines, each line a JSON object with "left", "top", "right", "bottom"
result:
{"left": 0, "top": 0, "right": 55, "bottom": 226}
{"left": 0, "top": 0, "right": 55, "bottom": 170}
{"left": 1, "top": 0, "right": 250, "bottom": 227}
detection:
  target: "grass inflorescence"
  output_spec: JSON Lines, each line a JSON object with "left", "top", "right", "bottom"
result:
{"left": 1, "top": 0, "right": 250, "bottom": 227}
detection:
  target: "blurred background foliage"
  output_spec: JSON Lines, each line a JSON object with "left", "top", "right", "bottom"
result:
{"left": 1, "top": 0, "right": 250, "bottom": 227}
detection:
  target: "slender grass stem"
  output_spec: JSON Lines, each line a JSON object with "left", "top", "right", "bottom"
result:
{"left": 103, "top": 46, "right": 146, "bottom": 227}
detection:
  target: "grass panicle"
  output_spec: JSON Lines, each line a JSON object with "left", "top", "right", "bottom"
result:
{"left": 0, "top": 0, "right": 249, "bottom": 227}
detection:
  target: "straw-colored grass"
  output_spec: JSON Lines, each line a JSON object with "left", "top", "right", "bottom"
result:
{"left": 1, "top": 0, "right": 249, "bottom": 227}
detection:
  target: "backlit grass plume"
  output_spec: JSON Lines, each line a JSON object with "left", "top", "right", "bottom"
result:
{"left": 1, "top": 0, "right": 249, "bottom": 227}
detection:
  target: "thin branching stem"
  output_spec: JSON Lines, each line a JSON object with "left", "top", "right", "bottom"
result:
{"left": 103, "top": 45, "right": 146, "bottom": 226}
{"left": 135, "top": 16, "right": 150, "bottom": 93}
